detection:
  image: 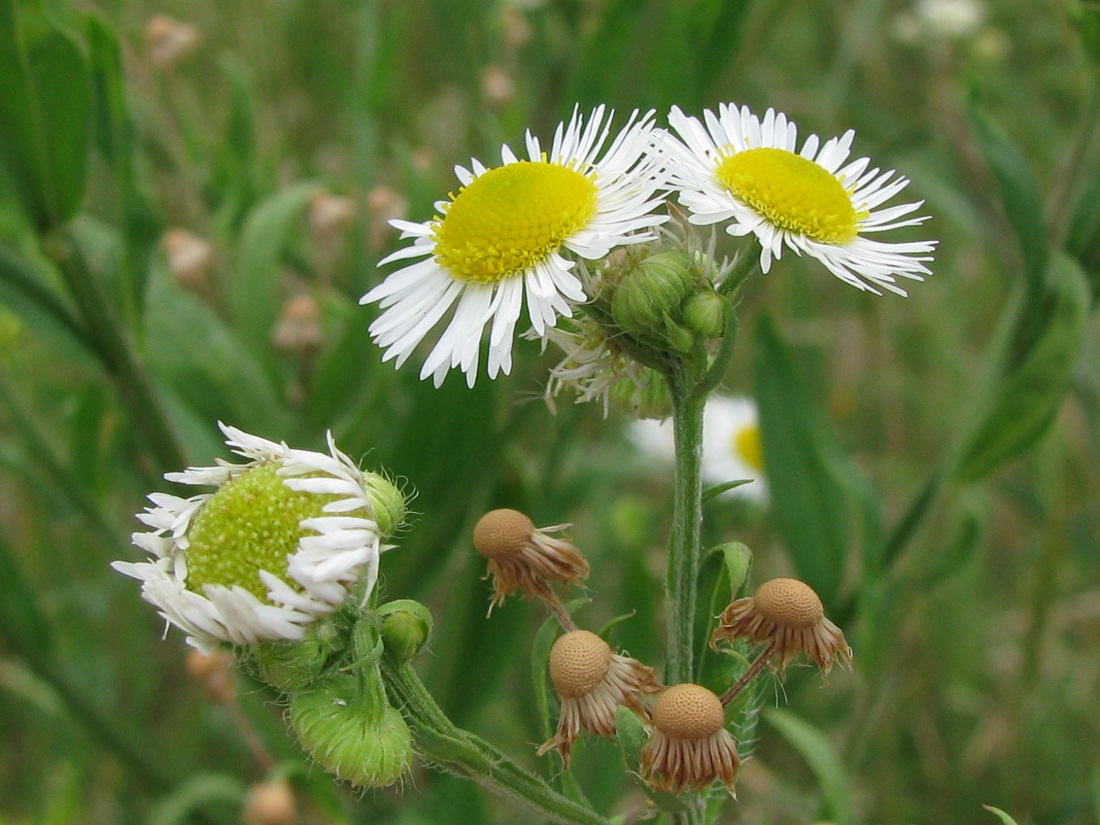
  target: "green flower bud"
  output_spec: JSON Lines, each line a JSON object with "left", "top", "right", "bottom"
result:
{"left": 289, "top": 675, "right": 412, "bottom": 789}
{"left": 377, "top": 599, "right": 433, "bottom": 661}
{"left": 681, "top": 291, "right": 727, "bottom": 339}
{"left": 608, "top": 368, "right": 672, "bottom": 420}
{"left": 611, "top": 251, "right": 695, "bottom": 339}
{"left": 248, "top": 617, "right": 344, "bottom": 694}
{"left": 663, "top": 315, "right": 695, "bottom": 354}
{"left": 364, "top": 471, "right": 408, "bottom": 540}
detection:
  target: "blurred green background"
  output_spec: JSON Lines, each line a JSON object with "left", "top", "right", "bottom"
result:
{"left": 1, "top": 0, "right": 1099, "bottom": 823}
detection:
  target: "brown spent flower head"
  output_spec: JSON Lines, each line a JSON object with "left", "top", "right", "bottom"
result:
{"left": 640, "top": 683, "right": 739, "bottom": 795}
{"left": 162, "top": 228, "right": 213, "bottom": 289}
{"left": 145, "top": 15, "right": 201, "bottom": 70}
{"left": 243, "top": 778, "right": 298, "bottom": 825}
{"left": 537, "top": 630, "right": 660, "bottom": 768}
{"left": 184, "top": 648, "right": 235, "bottom": 703}
{"left": 473, "top": 509, "right": 589, "bottom": 613}
{"left": 710, "top": 577, "right": 853, "bottom": 676}
{"left": 272, "top": 294, "right": 324, "bottom": 353}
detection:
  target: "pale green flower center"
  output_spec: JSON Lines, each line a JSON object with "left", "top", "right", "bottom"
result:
{"left": 185, "top": 464, "right": 339, "bottom": 600}
{"left": 432, "top": 161, "right": 599, "bottom": 284}
{"left": 732, "top": 423, "right": 764, "bottom": 472}
{"left": 715, "top": 147, "right": 864, "bottom": 245}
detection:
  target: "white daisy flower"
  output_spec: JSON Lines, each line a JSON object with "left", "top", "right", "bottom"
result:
{"left": 361, "top": 106, "right": 668, "bottom": 388}
{"left": 627, "top": 395, "right": 767, "bottom": 503}
{"left": 664, "top": 103, "right": 936, "bottom": 296}
{"left": 113, "top": 423, "right": 406, "bottom": 652}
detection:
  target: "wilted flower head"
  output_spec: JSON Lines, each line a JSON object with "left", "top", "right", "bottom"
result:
{"left": 664, "top": 103, "right": 936, "bottom": 296}
{"left": 361, "top": 106, "right": 667, "bottom": 387}
{"left": 145, "top": 15, "right": 201, "bottom": 70}
{"left": 161, "top": 228, "right": 213, "bottom": 289}
{"left": 711, "top": 577, "right": 852, "bottom": 676}
{"left": 113, "top": 424, "right": 406, "bottom": 652}
{"left": 537, "top": 629, "right": 659, "bottom": 767}
{"left": 473, "top": 508, "right": 589, "bottom": 612}
{"left": 640, "top": 683, "right": 740, "bottom": 794}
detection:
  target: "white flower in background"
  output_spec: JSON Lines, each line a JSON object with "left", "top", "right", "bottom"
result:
{"left": 664, "top": 103, "right": 936, "bottom": 296}
{"left": 914, "top": 0, "right": 985, "bottom": 39}
{"left": 361, "top": 106, "right": 667, "bottom": 388}
{"left": 628, "top": 395, "right": 767, "bottom": 503}
{"left": 113, "top": 424, "right": 405, "bottom": 652}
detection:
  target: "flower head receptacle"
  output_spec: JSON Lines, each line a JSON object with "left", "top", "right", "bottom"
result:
{"left": 639, "top": 683, "right": 740, "bottom": 795}
{"left": 537, "top": 630, "right": 660, "bottom": 768}
{"left": 711, "top": 577, "right": 852, "bottom": 676}
{"left": 473, "top": 508, "right": 589, "bottom": 614}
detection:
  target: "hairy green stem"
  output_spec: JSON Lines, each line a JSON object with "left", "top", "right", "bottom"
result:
{"left": 383, "top": 659, "right": 612, "bottom": 825}
{"left": 664, "top": 369, "right": 706, "bottom": 689}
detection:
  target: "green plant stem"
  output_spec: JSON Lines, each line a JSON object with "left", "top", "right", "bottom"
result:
{"left": 883, "top": 464, "right": 947, "bottom": 568}
{"left": 382, "top": 658, "right": 612, "bottom": 825}
{"left": 45, "top": 229, "right": 188, "bottom": 473}
{"left": 664, "top": 368, "right": 706, "bottom": 690}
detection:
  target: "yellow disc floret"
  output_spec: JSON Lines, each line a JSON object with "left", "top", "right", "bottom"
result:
{"left": 754, "top": 578, "right": 824, "bottom": 629}
{"left": 549, "top": 630, "right": 612, "bottom": 699}
{"left": 433, "top": 161, "right": 599, "bottom": 283}
{"left": 715, "top": 147, "right": 864, "bottom": 245}
{"left": 733, "top": 423, "right": 764, "bottom": 472}
{"left": 185, "top": 464, "right": 337, "bottom": 600}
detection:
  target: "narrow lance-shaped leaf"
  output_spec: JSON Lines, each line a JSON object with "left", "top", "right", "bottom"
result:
{"left": 0, "top": 0, "right": 91, "bottom": 229}
{"left": 765, "top": 709, "right": 858, "bottom": 825}
{"left": 968, "top": 102, "right": 1048, "bottom": 303}
{"left": 953, "top": 251, "right": 1090, "bottom": 482}
{"left": 753, "top": 314, "right": 853, "bottom": 609}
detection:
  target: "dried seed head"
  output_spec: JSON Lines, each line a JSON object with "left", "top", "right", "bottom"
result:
{"left": 474, "top": 509, "right": 534, "bottom": 559}
{"left": 243, "top": 778, "right": 297, "bottom": 825}
{"left": 652, "top": 683, "right": 725, "bottom": 741}
{"left": 754, "top": 578, "right": 824, "bottom": 629}
{"left": 548, "top": 630, "right": 612, "bottom": 699}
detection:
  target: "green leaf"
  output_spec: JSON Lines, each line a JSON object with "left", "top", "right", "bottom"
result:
{"left": 982, "top": 804, "right": 1022, "bottom": 825}
{"left": 531, "top": 615, "right": 561, "bottom": 742}
{"left": 614, "top": 706, "right": 689, "bottom": 814}
{"left": 86, "top": 14, "right": 161, "bottom": 313}
{"left": 0, "top": 528, "right": 54, "bottom": 659}
{"left": 0, "top": 243, "right": 95, "bottom": 366}
{"left": 231, "top": 181, "right": 323, "bottom": 355}
{"left": 753, "top": 314, "right": 859, "bottom": 608}
{"left": 0, "top": 0, "right": 91, "bottom": 229}
{"left": 765, "top": 709, "right": 857, "bottom": 825}
{"left": 149, "top": 773, "right": 245, "bottom": 825}
{"left": 1064, "top": 164, "right": 1100, "bottom": 305}
{"left": 1070, "top": 0, "right": 1100, "bottom": 66}
{"left": 968, "top": 103, "right": 1048, "bottom": 299}
{"left": 145, "top": 262, "right": 291, "bottom": 436}
{"left": 954, "top": 252, "right": 1090, "bottom": 482}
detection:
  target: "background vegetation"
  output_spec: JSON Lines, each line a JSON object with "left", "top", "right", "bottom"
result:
{"left": 1, "top": 0, "right": 1099, "bottom": 823}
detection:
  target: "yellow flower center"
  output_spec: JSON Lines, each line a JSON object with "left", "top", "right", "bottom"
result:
{"left": 732, "top": 423, "right": 764, "bottom": 472}
{"left": 432, "top": 161, "right": 599, "bottom": 284}
{"left": 715, "top": 147, "right": 864, "bottom": 245}
{"left": 185, "top": 464, "right": 340, "bottom": 601}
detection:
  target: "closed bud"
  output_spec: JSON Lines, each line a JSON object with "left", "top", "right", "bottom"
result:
{"left": 364, "top": 472, "right": 408, "bottom": 540}
{"left": 377, "top": 599, "right": 433, "bottom": 661}
{"left": 289, "top": 675, "right": 412, "bottom": 789}
{"left": 608, "top": 368, "right": 672, "bottom": 420}
{"left": 681, "top": 291, "right": 727, "bottom": 339}
{"left": 611, "top": 251, "right": 695, "bottom": 339}
{"left": 663, "top": 315, "right": 695, "bottom": 354}
{"left": 248, "top": 618, "right": 343, "bottom": 694}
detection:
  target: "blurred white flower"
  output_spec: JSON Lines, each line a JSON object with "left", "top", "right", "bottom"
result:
{"left": 627, "top": 395, "right": 768, "bottom": 503}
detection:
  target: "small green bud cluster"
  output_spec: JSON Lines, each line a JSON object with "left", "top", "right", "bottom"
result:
{"left": 244, "top": 598, "right": 433, "bottom": 789}
{"left": 606, "top": 247, "right": 729, "bottom": 357}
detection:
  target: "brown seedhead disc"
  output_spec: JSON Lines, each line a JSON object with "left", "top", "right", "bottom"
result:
{"left": 754, "top": 577, "right": 824, "bottom": 629}
{"left": 473, "top": 508, "right": 534, "bottom": 559}
{"left": 549, "top": 630, "right": 612, "bottom": 698}
{"left": 652, "top": 683, "right": 724, "bottom": 740}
